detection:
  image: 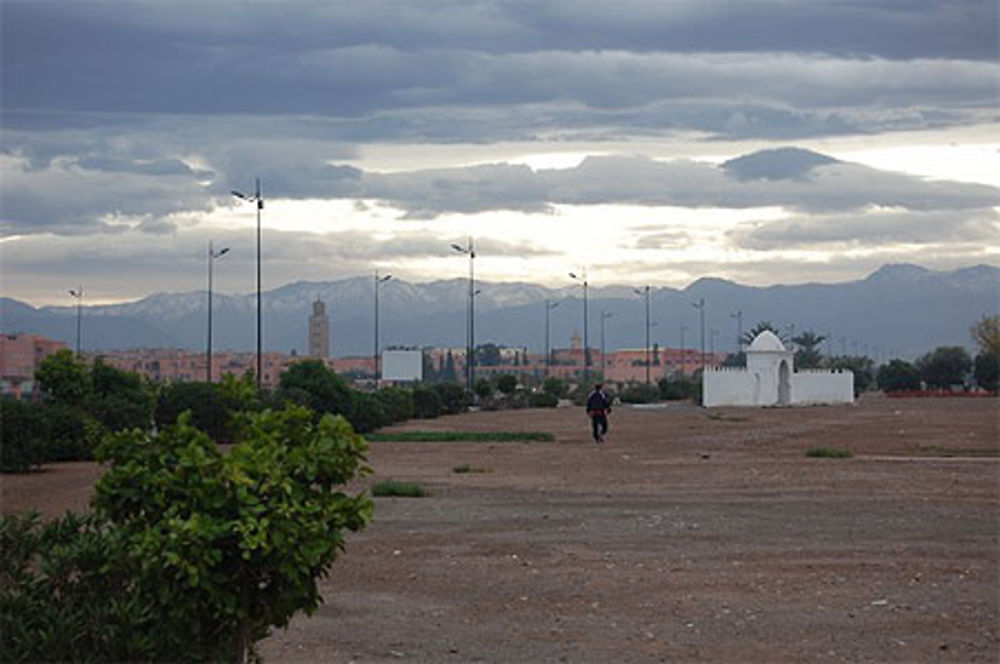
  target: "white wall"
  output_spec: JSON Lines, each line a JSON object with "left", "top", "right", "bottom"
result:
{"left": 704, "top": 367, "right": 854, "bottom": 407}
{"left": 791, "top": 369, "right": 854, "bottom": 405}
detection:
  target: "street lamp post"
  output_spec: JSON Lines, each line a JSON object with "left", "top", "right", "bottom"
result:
{"left": 600, "top": 310, "right": 613, "bottom": 378}
{"left": 710, "top": 328, "right": 719, "bottom": 363}
{"left": 691, "top": 298, "right": 706, "bottom": 374}
{"left": 679, "top": 323, "right": 688, "bottom": 374}
{"left": 206, "top": 242, "right": 230, "bottom": 383}
{"left": 731, "top": 309, "right": 743, "bottom": 354}
{"left": 231, "top": 179, "right": 264, "bottom": 389}
{"left": 68, "top": 287, "right": 83, "bottom": 356}
{"left": 374, "top": 271, "right": 392, "bottom": 388}
{"left": 569, "top": 270, "right": 590, "bottom": 378}
{"left": 451, "top": 238, "right": 476, "bottom": 394}
{"left": 544, "top": 299, "right": 559, "bottom": 376}
{"left": 634, "top": 285, "right": 651, "bottom": 386}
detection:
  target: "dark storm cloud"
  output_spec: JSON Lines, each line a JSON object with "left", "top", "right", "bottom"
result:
{"left": 344, "top": 151, "right": 1000, "bottom": 219}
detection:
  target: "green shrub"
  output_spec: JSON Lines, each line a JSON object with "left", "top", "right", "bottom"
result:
{"left": 619, "top": 383, "right": 660, "bottom": 404}
{"left": 1, "top": 398, "right": 47, "bottom": 472}
{"left": 277, "top": 359, "right": 354, "bottom": 417}
{"left": 372, "top": 480, "right": 429, "bottom": 497}
{"left": 542, "top": 377, "right": 569, "bottom": 398}
{"left": 474, "top": 377, "right": 495, "bottom": 399}
{"left": 411, "top": 385, "right": 443, "bottom": 419}
{"left": 806, "top": 447, "right": 854, "bottom": 458}
{"left": 495, "top": 374, "right": 518, "bottom": 395}
{"left": 348, "top": 390, "right": 388, "bottom": 433}
{"left": 658, "top": 375, "right": 699, "bottom": 401}
{"left": 90, "top": 406, "right": 372, "bottom": 662}
{"left": 377, "top": 386, "right": 415, "bottom": 423}
{"left": 528, "top": 391, "right": 559, "bottom": 408}
{"left": 155, "top": 380, "right": 240, "bottom": 444}
{"left": 432, "top": 382, "right": 470, "bottom": 414}
{"left": 0, "top": 512, "right": 160, "bottom": 662}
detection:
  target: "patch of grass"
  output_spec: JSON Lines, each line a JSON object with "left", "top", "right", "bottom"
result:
{"left": 371, "top": 480, "right": 429, "bottom": 497}
{"left": 910, "top": 445, "right": 999, "bottom": 458}
{"left": 452, "top": 463, "right": 491, "bottom": 474}
{"left": 805, "top": 446, "right": 854, "bottom": 458}
{"left": 367, "top": 431, "right": 555, "bottom": 443}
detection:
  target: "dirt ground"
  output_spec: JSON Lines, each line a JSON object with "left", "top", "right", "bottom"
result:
{"left": 2, "top": 396, "right": 998, "bottom": 663}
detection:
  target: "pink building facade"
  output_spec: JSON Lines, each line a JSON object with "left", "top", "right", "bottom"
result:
{"left": 0, "top": 333, "right": 68, "bottom": 397}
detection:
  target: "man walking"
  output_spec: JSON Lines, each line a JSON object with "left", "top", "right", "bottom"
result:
{"left": 586, "top": 383, "right": 612, "bottom": 443}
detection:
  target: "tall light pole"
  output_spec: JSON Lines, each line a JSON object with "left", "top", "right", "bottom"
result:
{"left": 544, "top": 299, "right": 559, "bottom": 376}
{"left": 68, "top": 287, "right": 83, "bottom": 356}
{"left": 451, "top": 238, "right": 476, "bottom": 394}
{"left": 710, "top": 328, "right": 719, "bottom": 362}
{"left": 569, "top": 269, "right": 590, "bottom": 378}
{"left": 731, "top": 309, "right": 743, "bottom": 354}
{"left": 634, "top": 285, "right": 651, "bottom": 386}
{"left": 691, "top": 298, "right": 706, "bottom": 374}
{"left": 231, "top": 179, "right": 264, "bottom": 390}
{"left": 374, "top": 271, "right": 392, "bottom": 388}
{"left": 206, "top": 242, "right": 230, "bottom": 383}
{"left": 600, "top": 310, "right": 613, "bottom": 378}
{"left": 679, "top": 323, "right": 688, "bottom": 374}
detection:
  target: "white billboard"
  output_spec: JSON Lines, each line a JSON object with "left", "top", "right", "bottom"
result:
{"left": 381, "top": 350, "right": 423, "bottom": 381}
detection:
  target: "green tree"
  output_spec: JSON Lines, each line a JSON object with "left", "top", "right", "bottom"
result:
{"left": 35, "top": 349, "right": 90, "bottom": 406}
{"left": 542, "top": 377, "right": 569, "bottom": 398}
{"left": 916, "top": 346, "right": 972, "bottom": 389}
{"left": 876, "top": 359, "right": 921, "bottom": 392}
{"left": 89, "top": 358, "right": 155, "bottom": 432}
{"left": 495, "top": 373, "right": 518, "bottom": 395}
{"left": 792, "top": 330, "right": 826, "bottom": 369}
{"left": 1, "top": 398, "right": 48, "bottom": 472}
{"left": 474, "top": 377, "right": 495, "bottom": 399}
{"left": 970, "top": 315, "right": 1000, "bottom": 357}
{"left": 973, "top": 352, "right": 998, "bottom": 392}
{"left": 277, "top": 360, "right": 353, "bottom": 418}
{"left": 156, "top": 381, "right": 240, "bottom": 444}
{"left": 411, "top": 385, "right": 443, "bottom": 418}
{"left": 93, "top": 407, "right": 372, "bottom": 663}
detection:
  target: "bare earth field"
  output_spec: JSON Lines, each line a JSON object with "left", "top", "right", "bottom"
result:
{"left": 2, "top": 396, "right": 998, "bottom": 663}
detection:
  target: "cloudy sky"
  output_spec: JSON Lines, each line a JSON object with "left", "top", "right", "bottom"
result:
{"left": 2, "top": 0, "right": 998, "bottom": 306}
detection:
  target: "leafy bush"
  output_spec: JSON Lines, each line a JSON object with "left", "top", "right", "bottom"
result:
{"left": 528, "top": 391, "right": 559, "bottom": 408}
{"left": 806, "top": 447, "right": 854, "bottom": 458}
{"left": 495, "top": 374, "right": 518, "bottom": 395}
{"left": 411, "top": 385, "right": 443, "bottom": 419}
{"left": 372, "top": 480, "right": 428, "bottom": 497}
{"left": 277, "top": 360, "right": 354, "bottom": 417}
{"left": 377, "top": 386, "right": 415, "bottom": 423}
{"left": 876, "top": 359, "right": 922, "bottom": 392}
{"left": 915, "top": 346, "right": 972, "bottom": 389}
{"left": 1, "top": 398, "right": 47, "bottom": 472}
{"left": 348, "top": 391, "right": 388, "bottom": 433}
{"left": 41, "top": 401, "right": 97, "bottom": 462}
{"left": 0, "top": 512, "right": 160, "bottom": 662}
{"left": 658, "top": 375, "right": 699, "bottom": 401}
{"left": 474, "top": 378, "right": 495, "bottom": 399}
{"left": 542, "top": 377, "right": 569, "bottom": 398}
{"left": 619, "top": 383, "right": 660, "bottom": 404}
{"left": 432, "top": 382, "right": 470, "bottom": 414}
{"left": 973, "top": 352, "right": 998, "bottom": 392}
{"left": 91, "top": 406, "right": 373, "bottom": 662}
{"left": 155, "top": 380, "right": 241, "bottom": 444}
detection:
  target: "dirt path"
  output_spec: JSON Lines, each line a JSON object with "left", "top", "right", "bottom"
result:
{"left": 3, "top": 397, "right": 998, "bottom": 662}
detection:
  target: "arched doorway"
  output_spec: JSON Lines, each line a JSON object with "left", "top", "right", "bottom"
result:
{"left": 778, "top": 360, "right": 791, "bottom": 405}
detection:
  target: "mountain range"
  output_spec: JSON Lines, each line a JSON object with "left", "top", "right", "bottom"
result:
{"left": 2, "top": 264, "right": 998, "bottom": 360}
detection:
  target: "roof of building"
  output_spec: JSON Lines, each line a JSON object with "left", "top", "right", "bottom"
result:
{"left": 748, "top": 330, "right": 787, "bottom": 352}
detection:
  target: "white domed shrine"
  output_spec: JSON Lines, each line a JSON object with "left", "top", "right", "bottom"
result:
{"left": 703, "top": 331, "right": 853, "bottom": 407}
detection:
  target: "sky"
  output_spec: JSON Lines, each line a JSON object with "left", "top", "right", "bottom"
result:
{"left": 2, "top": 0, "right": 998, "bottom": 306}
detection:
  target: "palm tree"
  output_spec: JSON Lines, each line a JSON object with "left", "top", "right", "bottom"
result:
{"left": 792, "top": 330, "right": 827, "bottom": 368}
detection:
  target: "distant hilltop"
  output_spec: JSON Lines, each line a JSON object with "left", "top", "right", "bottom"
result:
{"left": 2, "top": 263, "right": 998, "bottom": 359}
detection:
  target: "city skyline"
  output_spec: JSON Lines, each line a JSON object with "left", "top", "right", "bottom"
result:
{"left": 2, "top": 1, "right": 998, "bottom": 306}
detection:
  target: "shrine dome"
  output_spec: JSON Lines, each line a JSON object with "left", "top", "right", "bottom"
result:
{"left": 748, "top": 330, "right": 786, "bottom": 352}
